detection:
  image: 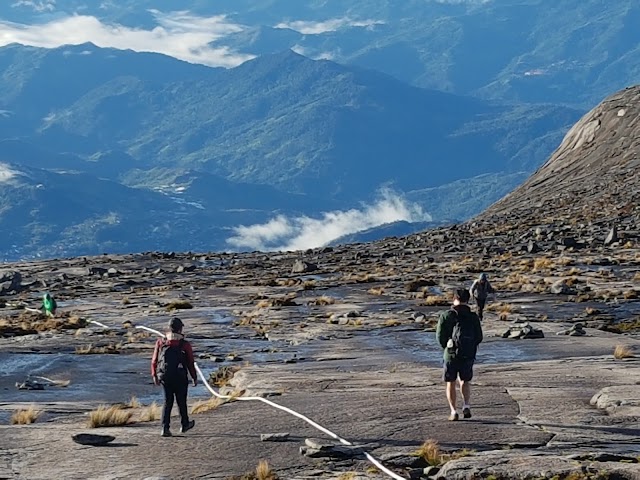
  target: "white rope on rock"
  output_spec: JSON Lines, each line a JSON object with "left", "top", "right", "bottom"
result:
{"left": 135, "top": 325, "right": 407, "bottom": 480}
{"left": 88, "top": 320, "right": 112, "bottom": 330}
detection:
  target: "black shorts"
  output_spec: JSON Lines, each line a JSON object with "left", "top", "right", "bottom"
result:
{"left": 443, "top": 358, "right": 474, "bottom": 382}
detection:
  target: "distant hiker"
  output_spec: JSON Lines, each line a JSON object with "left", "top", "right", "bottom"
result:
{"left": 436, "top": 288, "right": 483, "bottom": 421}
{"left": 41, "top": 293, "right": 57, "bottom": 317}
{"left": 469, "top": 273, "right": 495, "bottom": 321}
{"left": 151, "top": 317, "right": 198, "bottom": 437}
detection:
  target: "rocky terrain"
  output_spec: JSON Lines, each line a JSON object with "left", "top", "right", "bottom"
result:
{"left": 1, "top": 86, "right": 640, "bottom": 480}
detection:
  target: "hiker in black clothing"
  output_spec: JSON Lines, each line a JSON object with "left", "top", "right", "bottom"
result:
{"left": 436, "top": 289, "right": 483, "bottom": 421}
{"left": 151, "top": 317, "right": 198, "bottom": 437}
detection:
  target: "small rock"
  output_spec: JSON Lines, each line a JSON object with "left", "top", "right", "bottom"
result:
{"left": 424, "top": 465, "right": 440, "bottom": 477}
{"left": 550, "top": 279, "right": 576, "bottom": 295}
{"left": 260, "top": 433, "right": 290, "bottom": 442}
{"left": 0, "top": 270, "right": 22, "bottom": 295}
{"left": 527, "top": 240, "right": 541, "bottom": 254}
{"left": 72, "top": 433, "right": 115, "bottom": 446}
{"left": 605, "top": 226, "right": 619, "bottom": 245}
{"left": 292, "top": 260, "right": 318, "bottom": 274}
{"left": 16, "top": 380, "right": 45, "bottom": 390}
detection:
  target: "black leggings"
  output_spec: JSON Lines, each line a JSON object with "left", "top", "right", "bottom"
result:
{"left": 162, "top": 378, "right": 190, "bottom": 429}
{"left": 476, "top": 298, "right": 486, "bottom": 320}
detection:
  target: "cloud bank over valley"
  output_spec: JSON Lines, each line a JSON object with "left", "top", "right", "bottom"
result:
{"left": 226, "top": 190, "right": 431, "bottom": 252}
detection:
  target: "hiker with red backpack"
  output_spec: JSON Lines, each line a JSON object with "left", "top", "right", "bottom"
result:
{"left": 436, "top": 289, "right": 483, "bottom": 421}
{"left": 151, "top": 317, "right": 198, "bottom": 437}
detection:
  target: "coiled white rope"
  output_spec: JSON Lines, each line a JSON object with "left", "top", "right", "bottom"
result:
{"left": 135, "top": 325, "right": 407, "bottom": 480}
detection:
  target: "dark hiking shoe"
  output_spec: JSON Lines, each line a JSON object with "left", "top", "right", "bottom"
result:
{"left": 463, "top": 407, "right": 472, "bottom": 419}
{"left": 448, "top": 412, "right": 459, "bottom": 421}
{"left": 161, "top": 428, "right": 172, "bottom": 437}
{"left": 180, "top": 420, "right": 195, "bottom": 433}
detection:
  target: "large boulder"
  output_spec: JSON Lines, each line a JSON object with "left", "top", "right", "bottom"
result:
{"left": 0, "top": 270, "right": 22, "bottom": 295}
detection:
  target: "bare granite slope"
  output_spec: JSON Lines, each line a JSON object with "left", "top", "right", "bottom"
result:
{"left": 483, "top": 85, "right": 640, "bottom": 225}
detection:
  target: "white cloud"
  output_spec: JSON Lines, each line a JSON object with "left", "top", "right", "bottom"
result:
{"left": 0, "top": 11, "right": 255, "bottom": 68}
{"left": 0, "top": 163, "right": 19, "bottom": 183}
{"left": 275, "top": 17, "right": 384, "bottom": 35}
{"left": 227, "top": 190, "right": 431, "bottom": 252}
{"left": 11, "top": 0, "right": 56, "bottom": 12}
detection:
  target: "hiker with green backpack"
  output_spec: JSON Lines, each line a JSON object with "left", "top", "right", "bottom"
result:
{"left": 436, "top": 288, "right": 483, "bottom": 421}
{"left": 151, "top": 317, "right": 198, "bottom": 437}
{"left": 41, "top": 293, "right": 57, "bottom": 317}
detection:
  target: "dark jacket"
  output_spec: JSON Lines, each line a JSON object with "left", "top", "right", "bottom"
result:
{"left": 436, "top": 305, "right": 483, "bottom": 362}
{"left": 151, "top": 332, "right": 197, "bottom": 381}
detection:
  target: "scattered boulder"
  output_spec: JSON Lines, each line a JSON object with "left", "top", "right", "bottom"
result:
{"left": 550, "top": 279, "right": 577, "bottom": 295}
{"left": 556, "top": 323, "right": 587, "bottom": 336}
{"left": 527, "top": 240, "right": 541, "bottom": 254}
{"left": 0, "top": 270, "right": 22, "bottom": 295}
{"left": 300, "top": 438, "right": 363, "bottom": 459}
{"left": 605, "top": 226, "right": 619, "bottom": 245}
{"left": 260, "top": 433, "right": 290, "bottom": 442}
{"left": 502, "top": 323, "right": 545, "bottom": 339}
{"left": 72, "top": 433, "right": 115, "bottom": 446}
{"left": 176, "top": 265, "right": 197, "bottom": 273}
{"left": 86, "top": 267, "right": 108, "bottom": 277}
{"left": 15, "top": 379, "right": 45, "bottom": 390}
{"left": 292, "top": 260, "right": 318, "bottom": 274}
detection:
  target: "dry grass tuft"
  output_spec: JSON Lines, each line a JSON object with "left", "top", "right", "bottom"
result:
{"left": 384, "top": 319, "right": 401, "bottom": 327}
{"left": 422, "top": 295, "right": 450, "bottom": 307}
{"left": 75, "top": 343, "right": 122, "bottom": 355}
{"left": 255, "top": 460, "right": 277, "bottom": 480}
{"left": 139, "top": 402, "right": 160, "bottom": 422}
{"left": 88, "top": 404, "right": 133, "bottom": 428}
{"left": 256, "top": 297, "right": 298, "bottom": 308}
{"left": 415, "top": 440, "right": 474, "bottom": 466}
{"left": 348, "top": 273, "right": 377, "bottom": 284}
{"left": 415, "top": 439, "right": 442, "bottom": 466}
{"left": 368, "top": 287, "right": 386, "bottom": 296}
{"left": 585, "top": 307, "right": 601, "bottom": 316}
{"left": 166, "top": 300, "right": 193, "bottom": 311}
{"left": 229, "top": 460, "right": 279, "bottom": 480}
{"left": 11, "top": 406, "right": 41, "bottom": 425}
{"left": 208, "top": 365, "right": 240, "bottom": 387}
{"left": 338, "top": 473, "right": 357, "bottom": 480}
{"left": 127, "top": 396, "right": 141, "bottom": 408}
{"left": 276, "top": 278, "right": 301, "bottom": 287}
{"left": 614, "top": 345, "right": 635, "bottom": 360}
{"left": 302, "top": 280, "right": 316, "bottom": 290}
{"left": 191, "top": 397, "right": 223, "bottom": 415}
{"left": 486, "top": 302, "right": 515, "bottom": 313}
{"left": 309, "top": 295, "right": 336, "bottom": 306}
{"left": 533, "top": 257, "right": 554, "bottom": 271}
{"left": 623, "top": 290, "right": 639, "bottom": 300}
{"left": 0, "top": 314, "right": 87, "bottom": 337}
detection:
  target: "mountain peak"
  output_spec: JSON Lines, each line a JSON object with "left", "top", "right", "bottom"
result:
{"left": 481, "top": 85, "right": 640, "bottom": 224}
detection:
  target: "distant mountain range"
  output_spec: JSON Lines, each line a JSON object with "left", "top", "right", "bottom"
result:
{"left": 0, "top": 43, "right": 583, "bottom": 259}
{"left": 2, "top": 0, "right": 638, "bottom": 107}
{"left": 2, "top": 0, "right": 637, "bottom": 260}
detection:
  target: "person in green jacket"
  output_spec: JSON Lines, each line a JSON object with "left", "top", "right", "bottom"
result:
{"left": 436, "top": 288, "right": 483, "bottom": 421}
{"left": 41, "top": 293, "right": 57, "bottom": 317}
